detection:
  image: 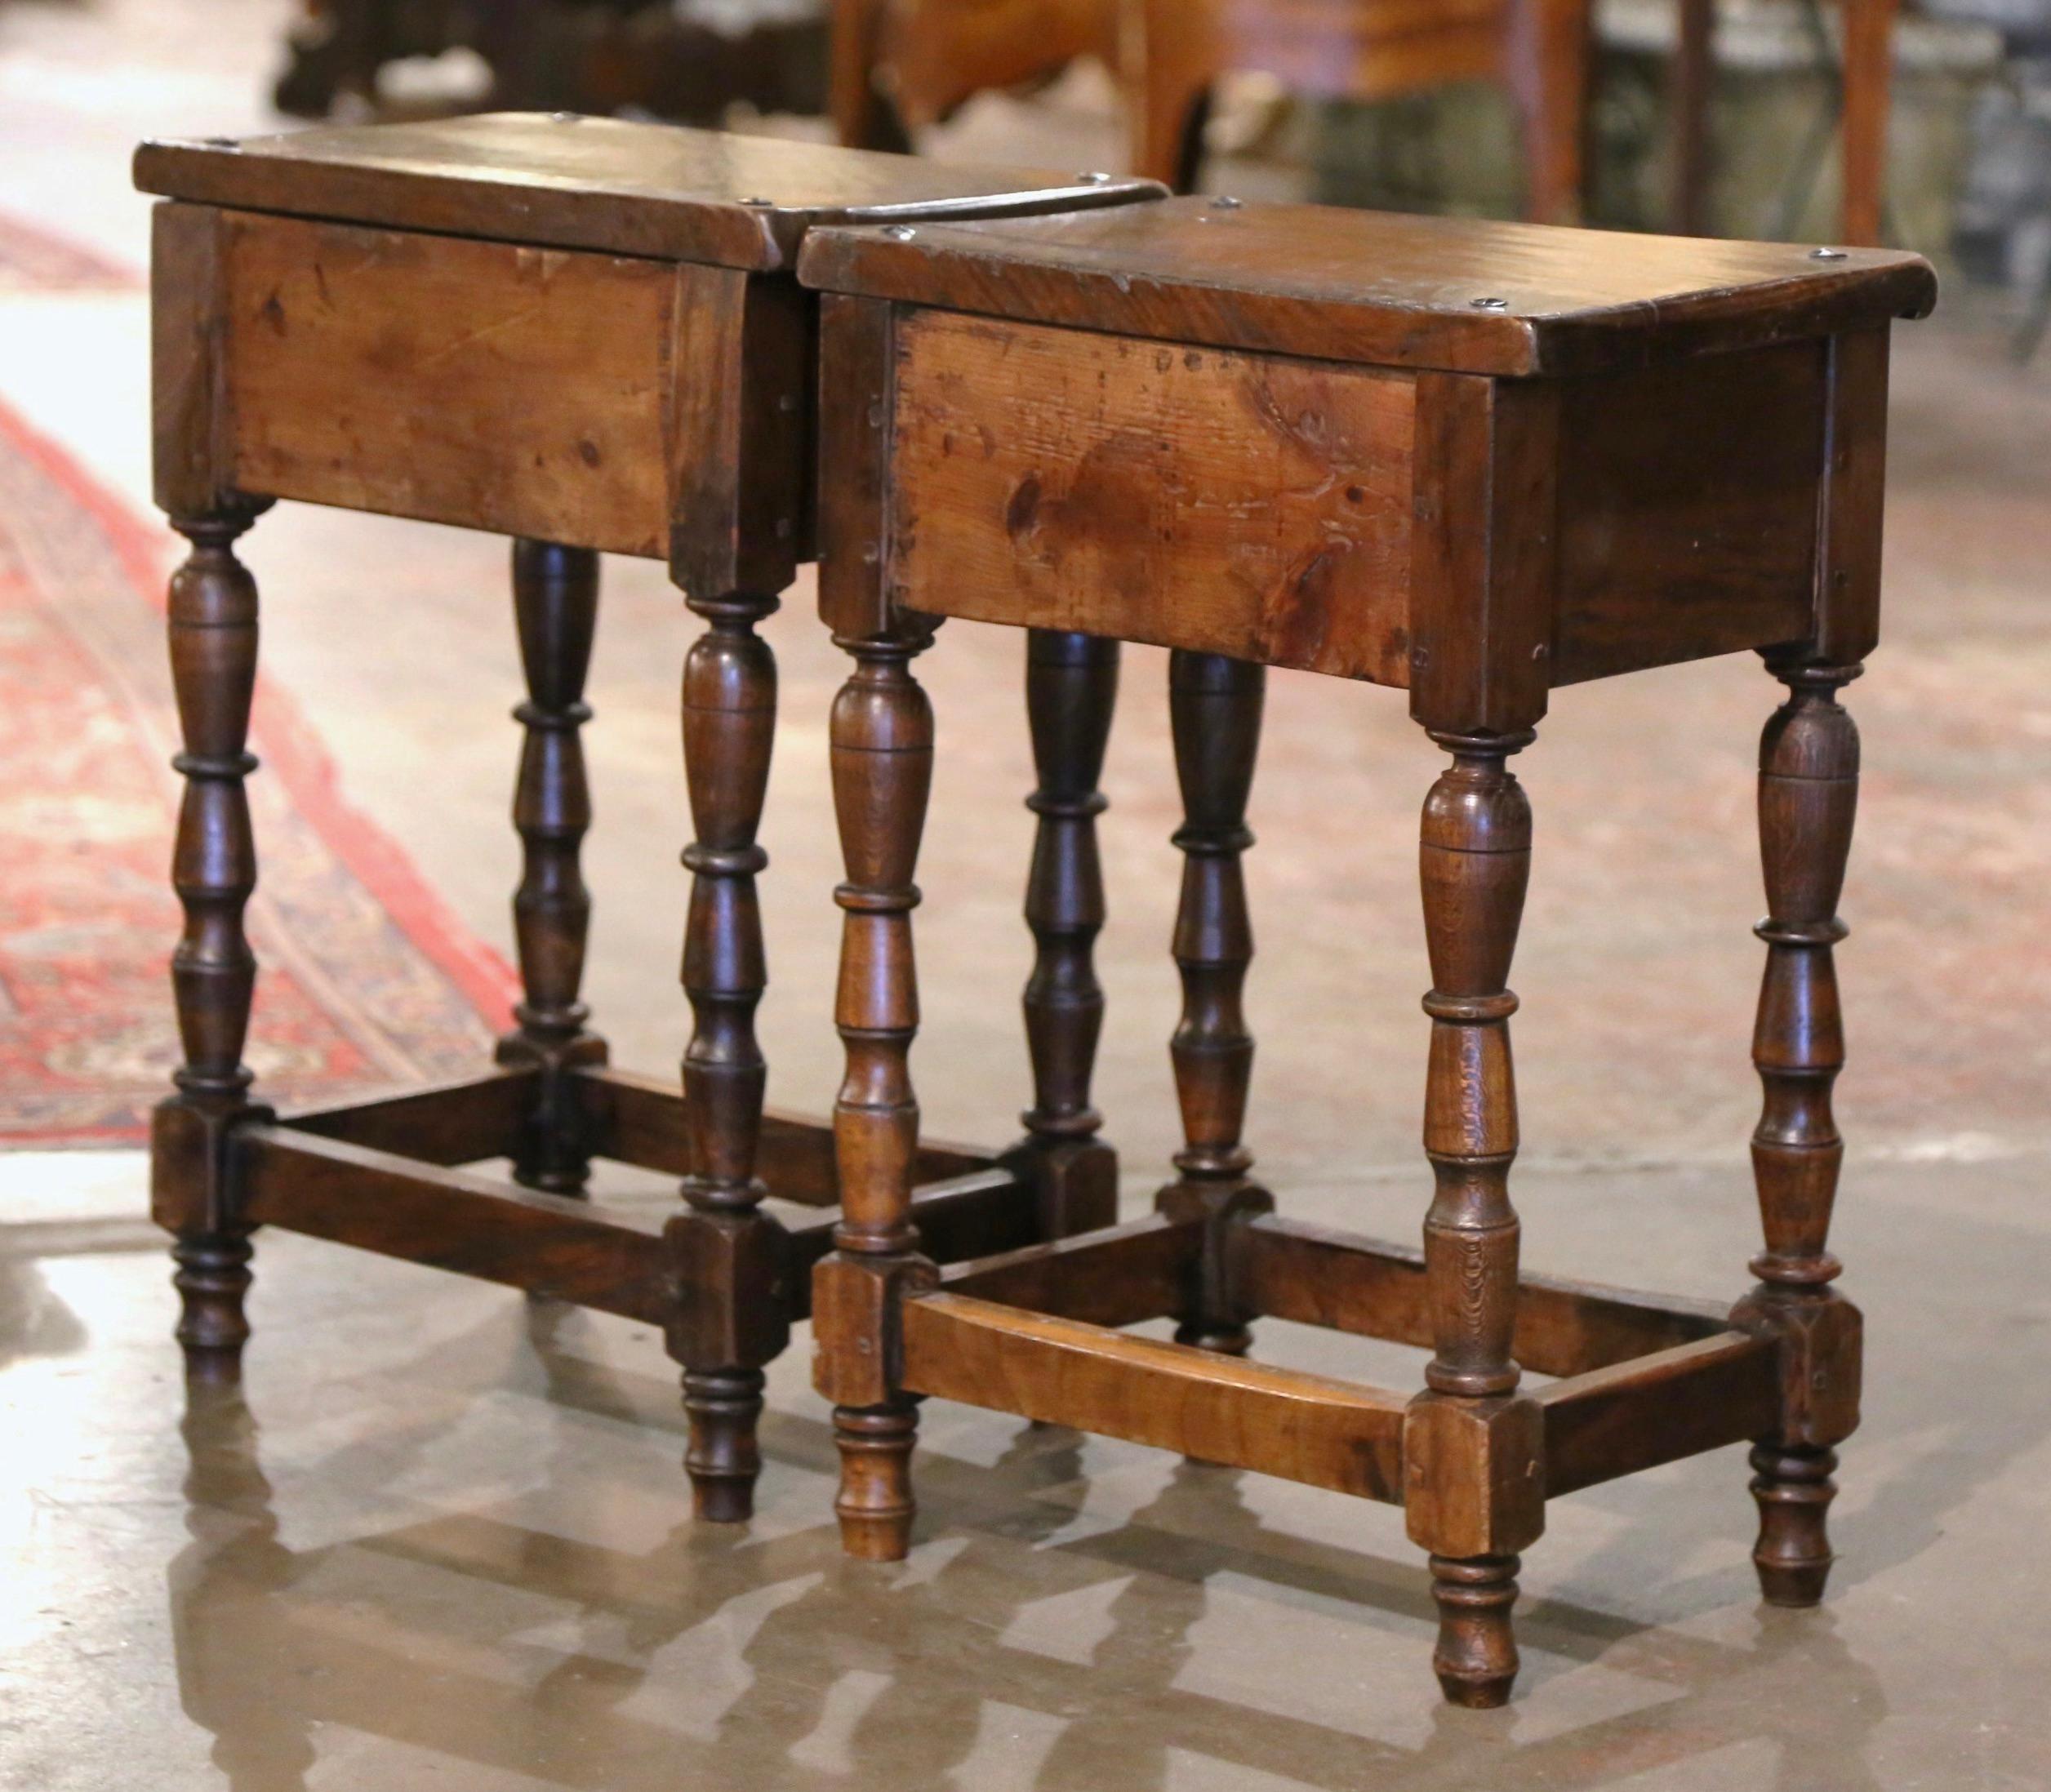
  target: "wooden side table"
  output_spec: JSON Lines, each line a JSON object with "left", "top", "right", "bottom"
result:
{"left": 798, "top": 198, "right": 1933, "bottom": 1704}
{"left": 133, "top": 114, "right": 1158, "bottom": 1521}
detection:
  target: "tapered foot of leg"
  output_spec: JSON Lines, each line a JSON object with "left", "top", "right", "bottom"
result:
{"left": 1751, "top": 1443, "right": 1837, "bottom": 1606}
{"left": 172, "top": 1234, "right": 252, "bottom": 1384}
{"left": 834, "top": 1402, "right": 917, "bottom": 1561}
{"left": 1430, "top": 1554, "right": 1521, "bottom": 1708}
{"left": 683, "top": 1367, "right": 765, "bottom": 1523}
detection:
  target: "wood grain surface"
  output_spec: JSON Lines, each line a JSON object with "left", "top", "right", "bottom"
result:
{"left": 136, "top": 113, "right": 1161, "bottom": 272}
{"left": 888, "top": 310, "right": 1414, "bottom": 680}
{"left": 799, "top": 195, "right": 1937, "bottom": 376}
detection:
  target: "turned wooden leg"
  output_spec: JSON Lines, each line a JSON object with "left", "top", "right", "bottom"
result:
{"left": 152, "top": 505, "right": 270, "bottom": 1383}
{"left": 496, "top": 539, "right": 604, "bottom": 1194}
{"left": 812, "top": 629, "right": 938, "bottom": 1562}
{"left": 1155, "top": 651, "right": 1270, "bottom": 1356}
{"left": 669, "top": 588, "right": 790, "bottom": 1524}
{"left": 1502, "top": 0, "right": 1591, "bottom": 225}
{"left": 1405, "top": 727, "right": 1543, "bottom": 1710}
{"left": 1734, "top": 659, "right": 1866, "bottom": 1606}
{"left": 1008, "top": 630, "right": 1121, "bottom": 1238}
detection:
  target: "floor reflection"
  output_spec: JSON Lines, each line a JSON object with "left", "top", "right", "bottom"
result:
{"left": 167, "top": 1305, "right": 1893, "bottom": 1792}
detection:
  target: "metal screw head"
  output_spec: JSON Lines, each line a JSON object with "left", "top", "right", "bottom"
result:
{"left": 1471, "top": 296, "right": 1510, "bottom": 311}
{"left": 1078, "top": 171, "right": 1114, "bottom": 185}
{"left": 1209, "top": 194, "right": 1244, "bottom": 211}
{"left": 883, "top": 225, "right": 918, "bottom": 242}
{"left": 741, "top": 196, "right": 775, "bottom": 207}
{"left": 1811, "top": 247, "right": 1848, "bottom": 260}
{"left": 201, "top": 136, "right": 240, "bottom": 149}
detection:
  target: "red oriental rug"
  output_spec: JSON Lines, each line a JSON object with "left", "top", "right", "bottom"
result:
{"left": 0, "top": 398, "right": 518, "bottom": 1145}
{"left": 0, "top": 209, "right": 136, "bottom": 292}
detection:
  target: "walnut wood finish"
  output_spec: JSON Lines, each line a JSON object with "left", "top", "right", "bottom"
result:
{"left": 288, "top": 1069, "right": 538, "bottom": 1164}
{"left": 142, "top": 122, "right": 1166, "bottom": 1524}
{"left": 1234, "top": 1216, "right": 1731, "bottom": 1375}
{"left": 1733, "top": 657, "right": 1866, "bottom": 1607}
{"left": 887, "top": 311, "right": 1414, "bottom": 681}
{"left": 802, "top": 196, "right": 1924, "bottom": 1710}
{"left": 812, "top": 620, "right": 940, "bottom": 1561}
{"left": 572, "top": 1063, "right": 995, "bottom": 1193}
{"left": 796, "top": 197, "right": 1936, "bottom": 379}
{"left": 135, "top": 114, "right": 1159, "bottom": 272}
{"left": 1407, "top": 727, "right": 1538, "bottom": 1707}
{"left": 498, "top": 539, "right": 604, "bottom": 1196}
{"left": 673, "top": 581, "right": 784, "bottom": 1523}
{"left": 233, "top": 1118, "right": 1041, "bottom": 1325}
{"left": 940, "top": 1215, "right": 1199, "bottom": 1329}
{"left": 901, "top": 1294, "right": 1408, "bottom": 1500}
{"left": 1010, "top": 629, "right": 1122, "bottom": 1237}
{"left": 1156, "top": 651, "right": 1270, "bottom": 1358}
{"left": 1538, "top": 1330, "right": 1779, "bottom": 1496}
{"left": 151, "top": 504, "right": 269, "bottom": 1382}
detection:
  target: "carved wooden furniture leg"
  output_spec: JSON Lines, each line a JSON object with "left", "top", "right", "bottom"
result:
{"left": 1155, "top": 650, "right": 1270, "bottom": 1357}
{"left": 1008, "top": 629, "right": 1121, "bottom": 1239}
{"left": 497, "top": 538, "right": 605, "bottom": 1195}
{"left": 814, "top": 626, "right": 939, "bottom": 1560}
{"left": 138, "top": 122, "right": 1158, "bottom": 1517}
{"left": 1731, "top": 658, "right": 1865, "bottom": 1605}
{"left": 1405, "top": 728, "right": 1544, "bottom": 1709}
{"left": 669, "top": 585, "right": 789, "bottom": 1523}
{"left": 800, "top": 190, "right": 1929, "bottom": 1714}
{"left": 153, "top": 504, "right": 270, "bottom": 1383}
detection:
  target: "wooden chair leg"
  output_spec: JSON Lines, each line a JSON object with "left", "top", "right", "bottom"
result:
{"left": 1502, "top": 0, "right": 1592, "bottom": 224}
{"left": 497, "top": 539, "right": 603, "bottom": 1195}
{"left": 152, "top": 503, "right": 269, "bottom": 1383}
{"left": 1155, "top": 651, "right": 1270, "bottom": 1356}
{"left": 830, "top": 0, "right": 914, "bottom": 153}
{"left": 1840, "top": 0, "right": 1897, "bottom": 246}
{"left": 1737, "top": 658, "right": 1865, "bottom": 1604}
{"left": 1671, "top": 0, "right": 1715, "bottom": 235}
{"left": 1010, "top": 629, "right": 1121, "bottom": 1238}
{"left": 1406, "top": 726, "right": 1542, "bottom": 1709}
{"left": 671, "top": 587, "right": 790, "bottom": 1523}
{"left": 813, "top": 627, "right": 938, "bottom": 1561}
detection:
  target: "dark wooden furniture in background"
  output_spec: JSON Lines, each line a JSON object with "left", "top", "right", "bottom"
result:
{"left": 1672, "top": 0, "right": 1897, "bottom": 245}
{"left": 274, "top": 0, "right": 832, "bottom": 125}
{"left": 136, "top": 115, "right": 1159, "bottom": 1521}
{"left": 798, "top": 197, "right": 1933, "bottom": 1704}
{"left": 1127, "top": 0, "right": 1591, "bottom": 215}
{"left": 834, "top": 0, "right": 1591, "bottom": 219}
{"left": 830, "top": 0, "right": 1118, "bottom": 156}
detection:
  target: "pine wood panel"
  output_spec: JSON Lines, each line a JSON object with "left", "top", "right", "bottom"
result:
{"left": 888, "top": 310, "right": 1415, "bottom": 682}
{"left": 219, "top": 210, "right": 685, "bottom": 554}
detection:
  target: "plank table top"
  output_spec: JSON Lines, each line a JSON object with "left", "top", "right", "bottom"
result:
{"left": 134, "top": 113, "right": 1163, "bottom": 272}
{"left": 798, "top": 195, "right": 1938, "bottom": 376}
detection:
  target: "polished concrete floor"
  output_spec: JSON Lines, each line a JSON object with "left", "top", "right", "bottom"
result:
{"left": 3, "top": 1, "right": 2050, "bottom": 1786}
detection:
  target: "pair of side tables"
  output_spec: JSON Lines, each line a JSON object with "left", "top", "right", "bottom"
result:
{"left": 136, "top": 114, "right": 1934, "bottom": 1707}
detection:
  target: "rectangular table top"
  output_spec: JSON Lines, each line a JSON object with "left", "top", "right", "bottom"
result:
{"left": 134, "top": 114, "right": 1162, "bottom": 273}
{"left": 798, "top": 195, "right": 1938, "bottom": 377}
